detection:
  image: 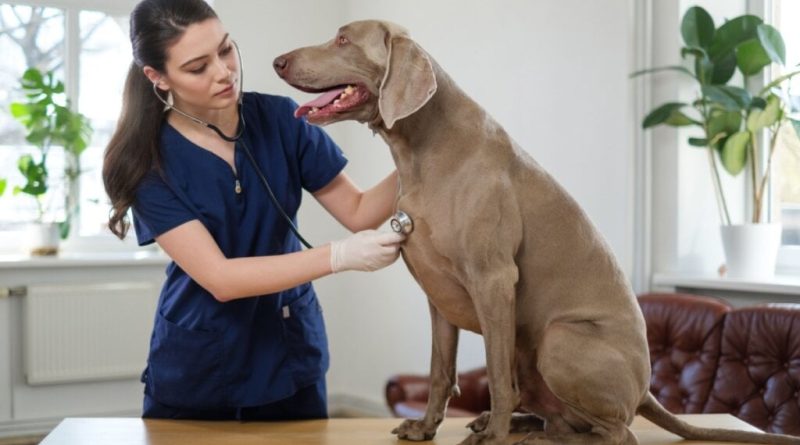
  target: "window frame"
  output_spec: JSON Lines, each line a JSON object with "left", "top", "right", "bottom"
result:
{"left": 0, "top": 0, "right": 142, "bottom": 254}
{"left": 766, "top": 0, "right": 800, "bottom": 274}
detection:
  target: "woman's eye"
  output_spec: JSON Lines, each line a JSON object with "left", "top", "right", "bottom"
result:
{"left": 189, "top": 65, "right": 206, "bottom": 74}
{"left": 220, "top": 45, "right": 233, "bottom": 55}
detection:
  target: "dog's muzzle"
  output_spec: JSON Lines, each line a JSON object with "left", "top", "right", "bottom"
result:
{"left": 390, "top": 210, "right": 414, "bottom": 235}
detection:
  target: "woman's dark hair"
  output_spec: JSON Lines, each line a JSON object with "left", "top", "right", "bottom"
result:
{"left": 103, "top": 0, "right": 217, "bottom": 239}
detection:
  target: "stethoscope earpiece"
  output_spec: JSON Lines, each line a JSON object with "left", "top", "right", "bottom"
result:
{"left": 150, "top": 40, "right": 245, "bottom": 142}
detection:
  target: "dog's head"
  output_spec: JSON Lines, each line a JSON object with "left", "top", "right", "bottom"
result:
{"left": 274, "top": 20, "right": 437, "bottom": 129}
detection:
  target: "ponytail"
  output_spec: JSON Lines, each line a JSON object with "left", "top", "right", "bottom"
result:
{"left": 102, "top": 62, "right": 164, "bottom": 239}
{"left": 103, "top": 0, "right": 217, "bottom": 239}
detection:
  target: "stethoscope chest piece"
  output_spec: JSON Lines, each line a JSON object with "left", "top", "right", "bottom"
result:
{"left": 391, "top": 210, "right": 414, "bottom": 235}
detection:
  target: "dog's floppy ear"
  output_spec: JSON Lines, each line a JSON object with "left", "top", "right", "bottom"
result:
{"left": 379, "top": 36, "right": 437, "bottom": 130}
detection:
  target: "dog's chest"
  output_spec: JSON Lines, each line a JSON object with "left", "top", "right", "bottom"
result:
{"left": 398, "top": 205, "right": 481, "bottom": 333}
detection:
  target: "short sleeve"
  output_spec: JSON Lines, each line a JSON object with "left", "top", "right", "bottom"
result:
{"left": 283, "top": 98, "right": 348, "bottom": 192}
{"left": 132, "top": 172, "right": 198, "bottom": 246}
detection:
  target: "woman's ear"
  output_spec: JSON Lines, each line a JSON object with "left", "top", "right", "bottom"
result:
{"left": 143, "top": 66, "right": 169, "bottom": 91}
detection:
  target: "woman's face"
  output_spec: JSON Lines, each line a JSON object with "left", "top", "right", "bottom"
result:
{"left": 150, "top": 18, "right": 240, "bottom": 113}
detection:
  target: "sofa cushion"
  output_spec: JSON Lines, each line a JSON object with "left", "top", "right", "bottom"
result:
{"left": 638, "top": 293, "right": 732, "bottom": 414}
{"left": 704, "top": 304, "right": 800, "bottom": 435}
{"left": 385, "top": 367, "right": 489, "bottom": 418}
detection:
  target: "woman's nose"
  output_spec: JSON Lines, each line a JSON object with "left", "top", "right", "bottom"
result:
{"left": 215, "top": 57, "right": 233, "bottom": 81}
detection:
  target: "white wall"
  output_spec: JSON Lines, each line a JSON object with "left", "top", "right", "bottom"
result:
{"left": 216, "top": 0, "right": 636, "bottom": 412}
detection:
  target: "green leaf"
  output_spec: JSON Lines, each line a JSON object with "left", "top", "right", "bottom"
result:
{"left": 750, "top": 97, "right": 767, "bottom": 110}
{"left": 720, "top": 131, "right": 750, "bottom": 175}
{"left": 629, "top": 65, "right": 695, "bottom": 78}
{"left": 21, "top": 68, "right": 43, "bottom": 88}
{"left": 689, "top": 137, "right": 709, "bottom": 147}
{"left": 702, "top": 85, "right": 751, "bottom": 111}
{"left": 682, "top": 46, "right": 709, "bottom": 59}
{"left": 58, "top": 219, "right": 70, "bottom": 240}
{"left": 642, "top": 102, "right": 690, "bottom": 128}
{"left": 757, "top": 24, "right": 785, "bottom": 65}
{"left": 709, "top": 15, "right": 763, "bottom": 60}
{"left": 746, "top": 94, "right": 781, "bottom": 132}
{"left": 708, "top": 109, "right": 742, "bottom": 142}
{"left": 711, "top": 52, "right": 737, "bottom": 84}
{"left": 695, "top": 54, "right": 714, "bottom": 85}
{"left": 736, "top": 39, "right": 772, "bottom": 75}
{"left": 17, "top": 154, "right": 33, "bottom": 175}
{"left": 682, "top": 6, "right": 715, "bottom": 48}
{"left": 9, "top": 102, "right": 29, "bottom": 120}
{"left": 17, "top": 155, "right": 47, "bottom": 197}
{"left": 0, "top": 178, "right": 6, "bottom": 197}
{"left": 666, "top": 110, "right": 699, "bottom": 126}
{"left": 759, "top": 68, "right": 800, "bottom": 96}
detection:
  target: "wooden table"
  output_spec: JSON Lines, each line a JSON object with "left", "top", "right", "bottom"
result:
{"left": 40, "top": 414, "right": 764, "bottom": 445}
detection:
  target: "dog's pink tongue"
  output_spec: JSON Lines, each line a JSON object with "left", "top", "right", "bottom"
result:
{"left": 294, "top": 87, "right": 347, "bottom": 118}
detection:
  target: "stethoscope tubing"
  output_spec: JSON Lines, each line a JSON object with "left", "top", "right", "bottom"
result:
{"left": 151, "top": 40, "right": 314, "bottom": 249}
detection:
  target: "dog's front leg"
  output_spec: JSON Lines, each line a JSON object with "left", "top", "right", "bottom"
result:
{"left": 392, "top": 301, "right": 459, "bottom": 441}
{"left": 460, "top": 266, "right": 518, "bottom": 445}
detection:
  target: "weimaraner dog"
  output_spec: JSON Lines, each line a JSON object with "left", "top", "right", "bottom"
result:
{"left": 274, "top": 21, "right": 800, "bottom": 445}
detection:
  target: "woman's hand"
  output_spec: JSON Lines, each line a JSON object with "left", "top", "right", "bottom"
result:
{"left": 330, "top": 230, "right": 405, "bottom": 273}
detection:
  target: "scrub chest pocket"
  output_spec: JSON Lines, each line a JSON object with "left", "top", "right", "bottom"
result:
{"left": 145, "top": 312, "right": 225, "bottom": 409}
{"left": 282, "top": 289, "right": 330, "bottom": 382}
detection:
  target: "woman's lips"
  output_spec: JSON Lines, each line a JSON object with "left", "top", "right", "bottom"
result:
{"left": 215, "top": 85, "right": 234, "bottom": 96}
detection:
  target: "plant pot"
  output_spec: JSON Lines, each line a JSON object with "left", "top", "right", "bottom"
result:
{"left": 719, "top": 223, "right": 782, "bottom": 280}
{"left": 25, "top": 222, "right": 60, "bottom": 256}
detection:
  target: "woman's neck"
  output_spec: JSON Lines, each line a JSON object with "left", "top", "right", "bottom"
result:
{"left": 168, "top": 98, "right": 240, "bottom": 139}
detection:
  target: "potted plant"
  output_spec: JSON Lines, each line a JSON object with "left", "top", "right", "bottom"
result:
{"left": 635, "top": 5, "right": 800, "bottom": 279}
{"left": 1, "top": 67, "right": 92, "bottom": 256}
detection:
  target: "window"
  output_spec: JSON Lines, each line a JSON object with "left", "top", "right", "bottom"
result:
{"left": 773, "top": 0, "right": 800, "bottom": 271}
{"left": 0, "top": 1, "right": 136, "bottom": 251}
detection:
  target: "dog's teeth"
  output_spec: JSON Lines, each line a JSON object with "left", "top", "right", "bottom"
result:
{"left": 309, "top": 107, "right": 319, "bottom": 115}
{"left": 339, "top": 92, "right": 347, "bottom": 99}
{"left": 333, "top": 99, "right": 341, "bottom": 105}
{"left": 345, "top": 86, "right": 354, "bottom": 95}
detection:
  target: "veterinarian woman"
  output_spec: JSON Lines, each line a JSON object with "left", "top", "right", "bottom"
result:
{"left": 102, "top": 0, "right": 403, "bottom": 420}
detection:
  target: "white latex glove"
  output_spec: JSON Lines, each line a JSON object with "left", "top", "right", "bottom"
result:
{"left": 330, "top": 230, "right": 405, "bottom": 273}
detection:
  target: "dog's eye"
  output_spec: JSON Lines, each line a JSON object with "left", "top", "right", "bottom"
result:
{"left": 337, "top": 35, "right": 349, "bottom": 46}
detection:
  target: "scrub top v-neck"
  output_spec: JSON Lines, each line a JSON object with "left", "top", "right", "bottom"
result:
{"left": 132, "top": 92, "right": 347, "bottom": 409}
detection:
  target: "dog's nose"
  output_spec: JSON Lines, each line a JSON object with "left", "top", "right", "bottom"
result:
{"left": 273, "top": 56, "right": 288, "bottom": 77}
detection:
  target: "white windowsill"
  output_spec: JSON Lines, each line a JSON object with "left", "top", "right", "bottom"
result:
{"left": 0, "top": 250, "right": 170, "bottom": 269}
{"left": 653, "top": 272, "right": 800, "bottom": 296}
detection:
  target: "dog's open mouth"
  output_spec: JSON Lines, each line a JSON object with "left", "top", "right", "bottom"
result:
{"left": 293, "top": 84, "right": 371, "bottom": 121}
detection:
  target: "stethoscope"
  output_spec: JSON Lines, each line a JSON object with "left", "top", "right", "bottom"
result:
{"left": 152, "top": 40, "right": 315, "bottom": 249}
{"left": 152, "top": 41, "right": 416, "bottom": 245}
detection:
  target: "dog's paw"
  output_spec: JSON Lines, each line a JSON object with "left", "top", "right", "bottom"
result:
{"left": 466, "top": 411, "right": 491, "bottom": 432}
{"left": 391, "top": 418, "right": 439, "bottom": 441}
{"left": 457, "top": 431, "right": 506, "bottom": 445}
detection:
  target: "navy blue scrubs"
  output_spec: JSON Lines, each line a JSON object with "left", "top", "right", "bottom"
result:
{"left": 132, "top": 92, "right": 347, "bottom": 419}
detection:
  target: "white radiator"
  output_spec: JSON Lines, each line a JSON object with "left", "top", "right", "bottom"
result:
{"left": 23, "top": 281, "right": 159, "bottom": 385}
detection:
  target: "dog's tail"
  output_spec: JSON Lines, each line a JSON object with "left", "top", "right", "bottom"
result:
{"left": 637, "top": 392, "right": 800, "bottom": 444}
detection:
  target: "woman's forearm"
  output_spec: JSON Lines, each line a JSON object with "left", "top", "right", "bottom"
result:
{"left": 207, "top": 244, "right": 332, "bottom": 302}
{"left": 351, "top": 170, "right": 398, "bottom": 231}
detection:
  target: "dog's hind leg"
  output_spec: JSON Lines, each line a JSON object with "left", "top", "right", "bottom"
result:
{"left": 392, "top": 303, "right": 460, "bottom": 441}
{"left": 513, "top": 422, "right": 638, "bottom": 445}
{"left": 528, "top": 322, "right": 648, "bottom": 445}
{"left": 467, "top": 412, "right": 545, "bottom": 434}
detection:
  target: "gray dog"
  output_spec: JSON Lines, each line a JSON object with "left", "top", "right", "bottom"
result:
{"left": 274, "top": 20, "right": 800, "bottom": 445}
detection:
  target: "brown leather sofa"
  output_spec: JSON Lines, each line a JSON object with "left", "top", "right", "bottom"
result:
{"left": 385, "top": 293, "right": 800, "bottom": 436}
